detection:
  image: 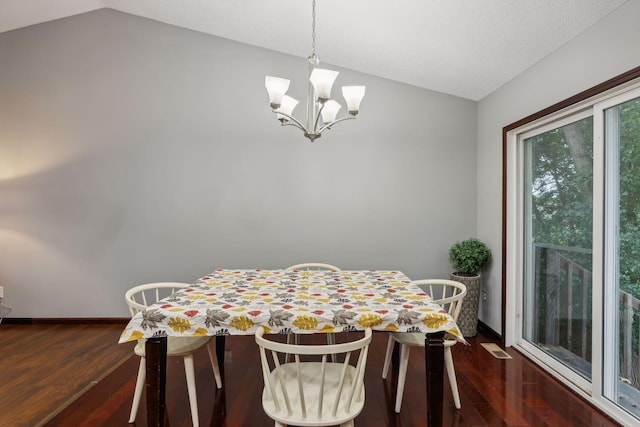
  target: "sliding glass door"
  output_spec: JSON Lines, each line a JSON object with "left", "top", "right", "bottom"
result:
{"left": 601, "top": 92, "right": 640, "bottom": 415}
{"left": 522, "top": 114, "right": 594, "bottom": 385}
{"left": 508, "top": 83, "right": 640, "bottom": 425}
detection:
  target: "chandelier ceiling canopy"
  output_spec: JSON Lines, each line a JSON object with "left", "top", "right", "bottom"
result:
{"left": 265, "top": 0, "right": 365, "bottom": 142}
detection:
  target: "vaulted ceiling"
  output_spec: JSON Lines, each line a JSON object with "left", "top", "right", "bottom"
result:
{"left": 0, "top": 0, "right": 628, "bottom": 101}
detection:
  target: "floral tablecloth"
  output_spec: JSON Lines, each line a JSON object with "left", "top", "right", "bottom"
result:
{"left": 119, "top": 269, "right": 464, "bottom": 343}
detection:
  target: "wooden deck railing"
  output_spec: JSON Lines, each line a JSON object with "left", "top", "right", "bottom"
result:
{"left": 534, "top": 243, "right": 640, "bottom": 388}
{"left": 620, "top": 289, "right": 640, "bottom": 386}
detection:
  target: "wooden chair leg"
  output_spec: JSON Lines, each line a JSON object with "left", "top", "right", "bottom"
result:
{"left": 206, "top": 339, "right": 223, "bottom": 389}
{"left": 395, "top": 343, "right": 411, "bottom": 413}
{"left": 183, "top": 354, "right": 199, "bottom": 427}
{"left": 445, "top": 347, "right": 461, "bottom": 409}
{"left": 128, "top": 357, "right": 146, "bottom": 423}
{"left": 382, "top": 335, "right": 395, "bottom": 379}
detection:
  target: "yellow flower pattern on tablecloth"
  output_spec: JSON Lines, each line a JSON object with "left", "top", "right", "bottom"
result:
{"left": 357, "top": 314, "right": 383, "bottom": 328}
{"left": 293, "top": 315, "right": 319, "bottom": 330}
{"left": 193, "top": 327, "right": 208, "bottom": 336}
{"left": 168, "top": 317, "right": 191, "bottom": 333}
{"left": 119, "top": 269, "right": 465, "bottom": 343}
{"left": 423, "top": 313, "right": 450, "bottom": 330}
{"left": 129, "top": 330, "right": 144, "bottom": 341}
{"left": 230, "top": 315, "right": 254, "bottom": 331}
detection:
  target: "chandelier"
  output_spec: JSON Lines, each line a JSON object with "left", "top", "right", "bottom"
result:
{"left": 265, "top": 0, "right": 365, "bottom": 142}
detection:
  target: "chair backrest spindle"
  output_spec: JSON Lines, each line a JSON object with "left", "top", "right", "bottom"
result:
{"left": 259, "top": 347, "right": 279, "bottom": 410}
{"left": 295, "top": 354, "right": 306, "bottom": 417}
{"left": 273, "top": 350, "right": 292, "bottom": 415}
{"left": 332, "top": 350, "right": 351, "bottom": 416}
{"left": 350, "top": 343, "right": 369, "bottom": 405}
{"left": 317, "top": 355, "right": 327, "bottom": 417}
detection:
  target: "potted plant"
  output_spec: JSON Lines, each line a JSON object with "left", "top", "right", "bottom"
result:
{"left": 449, "top": 238, "right": 491, "bottom": 337}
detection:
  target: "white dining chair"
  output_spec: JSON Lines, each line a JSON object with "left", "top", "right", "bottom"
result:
{"left": 255, "top": 326, "right": 372, "bottom": 427}
{"left": 382, "top": 279, "right": 467, "bottom": 412}
{"left": 285, "top": 263, "right": 342, "bottom": 272}
{"left": 125, "top": 282, "right": 223, "bottom": 426}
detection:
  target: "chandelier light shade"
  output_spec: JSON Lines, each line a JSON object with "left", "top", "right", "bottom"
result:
{"left": 275, "top": 95, "right": 299, "bottom": 122}
{"left": 320, "top": 100, "right": 341, "bottom": 123}
{"left": 309, "top": 68, "right": 339, "bottom": 101}
{"left": 342, "top": 86, "right": 366, "bottom": 114}
{"left": 265, "top": 76, "right": 291, "bottom": 109}
{"left": 265, "top": 0, "right": 365, "bottom": 142}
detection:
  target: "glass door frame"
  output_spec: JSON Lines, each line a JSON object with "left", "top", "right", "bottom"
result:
{"left": 504, "top": 76, "right": 640, "bottom": 427}
{"left": 594, "top": 86, "right": 640, "bottom": 406}
{"left": 513, "top": 108, "right": 595, "bottom": 395}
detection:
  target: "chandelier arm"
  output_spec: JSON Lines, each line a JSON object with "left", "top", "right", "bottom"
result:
{"left": 271, "top": 110, "right": 307, "bottom": 132}
{"left": 282, "top": 122, "right": 305, "bottom": 129}
{"left": 317, "top": 116, "right": 355, "bottom": 133}
{"left": 313, "top": 102, "right": 326, "bottom": 133}
{"left": 283, "top": 121, "right": 306, "bottom": 133}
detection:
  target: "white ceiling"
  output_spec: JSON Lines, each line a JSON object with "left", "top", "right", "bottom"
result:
{"left": 0, "top": 0, "right": 628, "bottom": 101}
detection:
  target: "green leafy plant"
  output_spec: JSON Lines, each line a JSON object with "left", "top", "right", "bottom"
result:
{"left": 449, "top": 238, "right": 491, "bottom": 276}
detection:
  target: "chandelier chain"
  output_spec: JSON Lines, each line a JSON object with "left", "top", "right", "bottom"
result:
{"left": 311, "top": 0, "right": 316, "bottom": 55}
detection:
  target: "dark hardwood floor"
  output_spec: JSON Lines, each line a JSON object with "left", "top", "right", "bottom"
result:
{"left": 1, "top": 323, "right": 621, "bottom": 427}
{"left": 0, "top": 323, "right": 133, "bottom": 427}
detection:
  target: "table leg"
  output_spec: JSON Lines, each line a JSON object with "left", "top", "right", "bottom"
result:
{"left": 216, "top": 335, "right": 226, "bottom": 366}
{"left": 145, "top": 336, "right": 167, "bottom": 427}
{"left": 425, "top": 331, "right": 445, "bottom": 427}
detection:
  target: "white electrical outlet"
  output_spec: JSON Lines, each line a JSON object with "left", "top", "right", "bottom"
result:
{"left": 0, "top": 286, "right": 3, "bottom": 299}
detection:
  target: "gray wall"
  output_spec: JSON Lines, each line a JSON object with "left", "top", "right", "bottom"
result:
{"left": 477, "top": 0, "right": 640, "bottom": 333}
{"left": 0, "top": 9, "right": 477, "bottom": 318}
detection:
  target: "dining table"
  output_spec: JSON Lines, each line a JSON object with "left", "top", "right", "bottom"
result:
{"left": 119, "top": 269, "right": 465, "bottom": 427}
